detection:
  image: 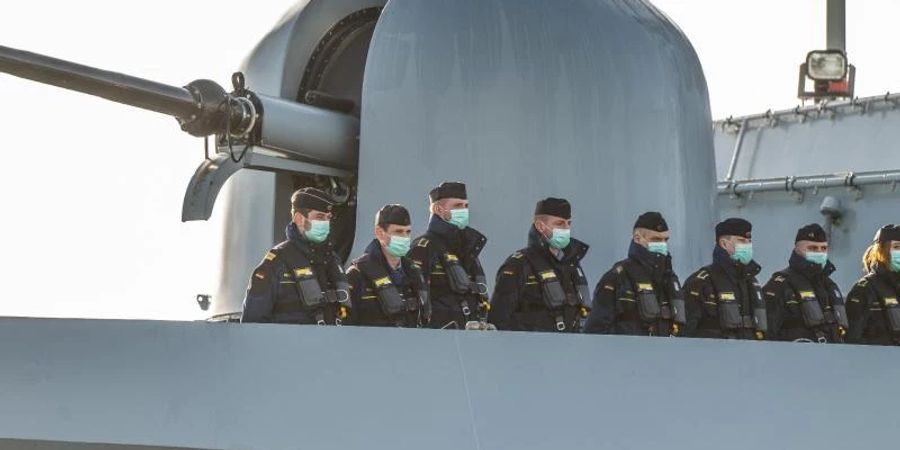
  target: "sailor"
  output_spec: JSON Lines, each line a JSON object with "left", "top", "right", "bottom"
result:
{"left": 762, "top": 223, "right": 847, "bottom": 343}
{"left": 240, "top": 187, "right": 351, "bottom": 325}
{"left": 846, "top": 224, "right": 900, "bottom": 345}
{"left": 682, "top": 218, "right": 767, "bottom": 340}
{"left": 488, "top": 198, "right": 591, "bottom": 332}
{"left": 346, "top": 205, "right": 431, "bottom": 327}
{"left": 409, "top": 182, "right": 489, "bottom": 329}
{"left": 583, "top": 212, "right": 686, "bottom": 336}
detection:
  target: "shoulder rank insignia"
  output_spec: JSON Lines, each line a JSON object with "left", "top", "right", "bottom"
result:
{"left": 615, "top": 265, "right": 623, "bottom": 274}
{"left": 264, "top": 251, "right": 277, "bottom": 261}
{"left": 858, "top": 279, "right": 869, "bottom": 287}
{"left": 502, "top": 270, "right": 515, "bottom": 276}
{"left": 511, "top": 251, "right": 524, "bottom": 259}
{"left": 254, "top": 271, "right": 266, "bottom": 280}
{"left": 773, "top": 275, "right": 786, "bottom": 283}
{"left": 604, "top": 284, "right": 615, "bottom": 291}
{"left": 696, "top": 270, "right": 709, "bottom": 280}
{"left": 417, "top": 238, "right": 429, "bottom": 248}
{"left": 374, "top": 276, "right": 392, "bottom": 287}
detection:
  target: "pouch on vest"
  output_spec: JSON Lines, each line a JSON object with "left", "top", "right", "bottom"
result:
{"left": 830, "top": 304, "right": 849, "bottom": 329}
{"left": 636, "top": 283, "right": 661, "bottom": 323}
{"left": 869, "top": 276, "right": 900, "bottom": 333}
{"left": 885, "top": 300, "right": 900, "bottom": 333}
{"left": 442, "top": 252, "right": 474, "bottom": 294}
{"left": 536, "top": 270, "right": 567, "bottom": 310}
{"left": 370, "top": 276, "right": 406, "bottom": 317}
{"left": 293, "top": 267, "right": 326, "bottom": 308}
{"left": 669, "top": 281, "right": 687, "bottom": 325}
{"left": 798, "top": 291, "right": 826, "bottom": 327}
{"left": 717, "top": 292, "right": 743, "bottom": 329}
{"left": 753, "top": 307, "right": 768, "bottom": 333}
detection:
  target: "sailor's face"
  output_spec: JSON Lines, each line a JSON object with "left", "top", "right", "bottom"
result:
{"left": 634, "top": 228, "right": 670, "bottom": 247}
{"left": 294, "top": 209, "right": 332, "bottom": 231}
{"left": 796, "top": 240, "right": 828, "bottom": 255}
{"left": 535, "top": 215, "right": 571, "bottom": 239}
{"left": 375, "top": 224, "right": 412, "bottom": 247}
{"left": 719, "top": 235, "right": 751, "bottom": 255}
{"left": 435, "top": 198, "right": 468, "bottom": 221}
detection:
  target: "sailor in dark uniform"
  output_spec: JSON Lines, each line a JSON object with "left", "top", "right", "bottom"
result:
{"left": 683, "top": 218, "right": 767, "bottom": 340}
{"left": 846, "top": 224, "right": 900, "bottom": 345}
{"left": 409, "top": 182, "right": 489, "bottom": 329}
{"left": 240, "top": 187, "right": 351, "bottom": 325}
{"left": 762, "top": 224, "right": 848, "bottom": 343}
{"left": 346, "top": 205, "right": 431, "bottom": 327}
{"left": 584, "top": 212, "right": 687, "bottom": 336}
{"left": 488, "top": 197, "right": 591, "bottom": 332}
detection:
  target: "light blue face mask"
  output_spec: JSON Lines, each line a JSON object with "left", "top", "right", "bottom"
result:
{"left": 891, "top": 250, "right": 900, "bottom": 272}
{"left": 805, "top": 251, "right": 828, "bottom": 267}
{"left": 305, "top": 219, "right": 330, "bottom": 243}
{"left": 732, "top": 243, "right": 753, "bottom": 265}
{"left": 548, "top": 228, "right": 571, "bottom": 250}
{"left": 647, "top": 241, "right": 668, "bottom": 256}
{"left": 448, "top": 208, "right": 469, "bottom": 229}
{"left": 386, "top": 235, "right": 411, "bottom": 257}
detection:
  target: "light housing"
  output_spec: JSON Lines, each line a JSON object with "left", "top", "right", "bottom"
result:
{"left": 806, "top": 50, "right": 848, "bottom": 81}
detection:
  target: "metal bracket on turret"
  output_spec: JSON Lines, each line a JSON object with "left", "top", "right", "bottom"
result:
{"left": 181, "top": 146, "right": 353, "bottom": 221}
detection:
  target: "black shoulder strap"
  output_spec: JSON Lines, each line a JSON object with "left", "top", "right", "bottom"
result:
{"left": 275, "top": 241, "right": 313, "bottom": 274}
{"left": 355, "top": 256, "right": 391, "bottom": 287}
{"left": 868, "top": 273, "right": 899, "bottom": 307}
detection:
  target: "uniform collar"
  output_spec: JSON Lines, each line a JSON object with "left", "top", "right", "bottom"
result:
{"left": 789, "top": 250, "right": 835, "bottom": 277}
{"left": 712, "top": 245, "right": 761, "bottom": 279}
{"left": 527, "top": 225, "right": 587, "bottom": 263}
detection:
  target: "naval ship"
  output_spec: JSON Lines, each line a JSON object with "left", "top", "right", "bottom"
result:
{"left": 0, "top": 0, "right": 897, "bottom": 449}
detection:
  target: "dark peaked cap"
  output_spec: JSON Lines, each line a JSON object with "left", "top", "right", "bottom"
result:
{"left": 535, "top": 197, "right": 571, "bottom": 219}
{"left": 716, "top": 218, "right": 752, "bottom": 239}
{"left": 874, "top": 224, "right": 900, "bottom": 243}
{"left": 429, "top": 182, "right": 467, "bottom": 202}
{"left": 795, "top": 223, "right": 827, "bottom": 243}
{"left": 291, "top": 187, "right": 333, "bottom": 212}
{"left": 634, "top": 211, "right": 668, "bottom": 232}
{"left": 377, "top": 204, "right": 411, "bottom": 226}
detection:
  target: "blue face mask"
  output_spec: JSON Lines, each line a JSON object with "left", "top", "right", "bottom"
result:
{"left": 647, "top": 242, "right": 668, "bottom": 256}
{"left": 548, "top": 228, "right": 571, "bottom": 250}
{"left": 891, "top": 250, "right": 900, "bottom": 272}
{"left": 305, "top": 219, "right": 330, "bottom": 243}
{"left": 732, "top": 243, "right": 753, "bottom": 265}
{"left": 386, "top": 235, "right": 411, "bottom": 257}
{"left": 448, "top": 208, "right": 469, "bottom": 229}
{"left": 805, "top": 251, "right": 828, "bottom": 267}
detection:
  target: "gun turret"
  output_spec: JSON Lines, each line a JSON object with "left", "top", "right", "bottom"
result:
{"left": 0, "top": 45, "right": 359, "bottom": 220}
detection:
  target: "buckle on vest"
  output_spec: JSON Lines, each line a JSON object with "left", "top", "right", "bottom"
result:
{"left": 461, "top": 303, "right": 471, "bottom": 317}
{"left": 555, "top": 319, "right": 566, "bottom": 332}
{"left": 316, "top": 319, "right": 327, "bottom": 326}
{"left": 334, "top": 317, "right": 344, "bottom": 326}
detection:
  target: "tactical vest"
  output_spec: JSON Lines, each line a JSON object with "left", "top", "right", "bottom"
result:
{"left": 777, "top": 269, "right": 848, "bottom": 340}
{"left": 273, "top": 241, "right": 351, "bottom": 325}
{"left": 703, "top": 265, "right": 767, "bottom": 334}
{"left": 620, "top": 260, "right": 686, "bottom": 332}
{"left": 355, "top": 256, "right": 431, "bottom": 327}
{"left": 522, "top": 248, "right": 591, "bottom": 332}
{"left": 866, "top": 273, "right": 900, "bottom": 335}
{"left": 425, "top": 233, "right": 487, "bottom": 321}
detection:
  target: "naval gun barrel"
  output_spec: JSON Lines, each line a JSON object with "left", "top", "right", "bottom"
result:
{"left": 0, "top": 45, "right": 360, "bottom": 168}
{"left": 0, "top": 45, "right": 199, "bottom": 119}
